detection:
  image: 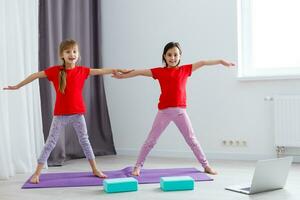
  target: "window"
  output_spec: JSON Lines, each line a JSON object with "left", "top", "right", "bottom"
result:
{"left": 237, "top": 0, "right": 300, "bottom": 79}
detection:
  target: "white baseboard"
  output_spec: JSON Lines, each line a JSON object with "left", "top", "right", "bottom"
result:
{"left": 116, "top": 148, "right": 300, "bottom": 162}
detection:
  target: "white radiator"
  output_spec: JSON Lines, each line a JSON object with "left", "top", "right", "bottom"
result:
{"left": 274, "top": 95, "right": 300, "bottom": 147}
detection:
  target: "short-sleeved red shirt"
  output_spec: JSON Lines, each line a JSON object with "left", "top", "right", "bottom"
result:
{"left": 151, "top": 64, "right": 192, "bottom": 110}
{"left": 44, "top": 66, "right": 90, "bottom": 115}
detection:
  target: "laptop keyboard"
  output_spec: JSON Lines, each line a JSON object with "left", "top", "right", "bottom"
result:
{"left": 241, "top": 187, "right": 251, "bottom": 191}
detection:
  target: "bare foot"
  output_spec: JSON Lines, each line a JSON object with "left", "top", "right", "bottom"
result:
{"left": 93, "top": 170, "right": 108, "bottom": 178}
{"left": 30, "top": 173, "right": 40, "bottom": 184}
{"left": 131, "top": 167, "right": 140, "bottom": 176}
{"left": 204, "top": 166, "right": 218, "bottom": 175}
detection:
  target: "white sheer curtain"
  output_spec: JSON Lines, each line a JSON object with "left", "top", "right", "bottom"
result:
{"left": 0, "top": 0, "right": 44, "bottom": 179}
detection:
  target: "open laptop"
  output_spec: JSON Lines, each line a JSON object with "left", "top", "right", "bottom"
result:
{"left": 225, "top": 156, "right": 293, "bottom": 195}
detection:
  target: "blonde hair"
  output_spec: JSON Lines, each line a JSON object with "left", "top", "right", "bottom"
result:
{"left": 58, "top": 39, "right": 79, "bottom": 94}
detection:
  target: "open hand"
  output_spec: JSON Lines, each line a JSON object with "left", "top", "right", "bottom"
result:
{"left": 220, "top": 60, "right": 235, "bottom": 67}
{"left": 112, "top": 69, "right": 134, "bottom": 79}
{"left": 3, "top": 85, "right": 19, "bottom": 90}
{"left": 112, "top": 71, "right": 125, "bottom": 79}
{"left": 116, "top": 69, "right": 134, "bottom": 74}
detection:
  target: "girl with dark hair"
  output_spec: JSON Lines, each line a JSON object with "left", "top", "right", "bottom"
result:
{"left": 113, "top": 42, "right": 235, "bottom": 176}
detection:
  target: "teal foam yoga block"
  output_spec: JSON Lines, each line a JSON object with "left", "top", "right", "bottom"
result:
{"left": 103, "top": 177, "right": 138, "bottom": 193}
{"left": 160, "top": 176, "right": 194, "bottom": 191}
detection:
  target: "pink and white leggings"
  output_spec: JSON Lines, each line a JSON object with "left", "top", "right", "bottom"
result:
{"left": 135, "top": 107, "right": 208, "bottom": 169}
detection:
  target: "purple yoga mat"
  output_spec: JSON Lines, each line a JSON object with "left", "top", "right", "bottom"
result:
{"left": 22, "top": 166, "right": 213, "bottom": 189}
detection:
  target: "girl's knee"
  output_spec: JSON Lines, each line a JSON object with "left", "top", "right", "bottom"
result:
{"left": 78, "top": 133, "right": 89, "bottom": 143}
{"left": 144, "top": 139, "right": 156, "bottom": 148}
{"left": 186, "top": 137, "right": 199, "bottom": 147}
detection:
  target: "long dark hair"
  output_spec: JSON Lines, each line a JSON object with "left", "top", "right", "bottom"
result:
{"left": 162, "top": 42, "right": 182, "bottom": 66}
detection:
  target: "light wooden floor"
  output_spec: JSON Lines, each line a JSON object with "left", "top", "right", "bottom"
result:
{"left": 0, "top": 155, "right": 299, "bottom": 200}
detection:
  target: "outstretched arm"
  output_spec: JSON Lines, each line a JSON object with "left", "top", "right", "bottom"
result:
{"left": 90, "top": 68, "right": 115, "bottom": 76}
{"left": 192, "top": 59, "right": 235, "bottom": 72}
{"left": 89, "top": 68, "right": 133, "bottom": 76}
{"left": 3, "top": 71, "right": 47, "bottom": 90}
{"left": 112, "top": 69, "right": 152, "bottom": 79}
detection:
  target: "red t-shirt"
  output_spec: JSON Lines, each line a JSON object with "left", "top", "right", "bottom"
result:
{"left": 151, "top": 64, "right": 192, "bottom": 110}
{"left": 44, "top": 66, "right": 90, "bottom": 115}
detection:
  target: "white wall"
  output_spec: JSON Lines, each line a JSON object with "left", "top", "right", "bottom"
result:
{"left": 101, "top": 0, "right": 300, "bottom": 160}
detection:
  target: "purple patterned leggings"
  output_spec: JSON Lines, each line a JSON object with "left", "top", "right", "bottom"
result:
{"left": 37, "top": 114, "right": 95, "bottom": 164}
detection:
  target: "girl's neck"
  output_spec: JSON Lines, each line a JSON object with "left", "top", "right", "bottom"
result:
{"left": 166, "top": 65, "right": 178, "bottom": 68}
{"left": 65, "top": 63, "right": 75, "bottom": 69}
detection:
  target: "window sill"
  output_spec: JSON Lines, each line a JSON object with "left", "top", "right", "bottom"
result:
{"left": 237, "top": 74, "right": 300, "bottom": 81}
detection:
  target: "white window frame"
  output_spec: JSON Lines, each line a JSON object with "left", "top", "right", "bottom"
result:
{"left": 237, "top": 0, "right": 300, "bottom": 81}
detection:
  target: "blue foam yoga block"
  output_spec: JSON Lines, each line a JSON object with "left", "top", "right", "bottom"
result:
{"left": 160, "top": 176, "right": 194, "bottom": 191}
{"left": 103, "top": 177, "right": 138, "bottom": 193}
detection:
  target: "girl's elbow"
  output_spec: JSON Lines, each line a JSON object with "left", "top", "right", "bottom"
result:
{"left": 31, "top": 73, "right": 39, "bottom": 79}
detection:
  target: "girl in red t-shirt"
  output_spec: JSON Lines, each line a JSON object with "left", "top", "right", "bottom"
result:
{"left": 113, "top": 42, "right": 234, "bottom": 176}
{"left": 4, "top": 39, "right": 130, "bottom": 183}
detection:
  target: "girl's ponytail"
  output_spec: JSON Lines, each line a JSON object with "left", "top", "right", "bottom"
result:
{"left": 58, "top": 39, "right": 78, "bottom": 94}
{"left": 58, "top": 60, "right": 67, "bottom": 94}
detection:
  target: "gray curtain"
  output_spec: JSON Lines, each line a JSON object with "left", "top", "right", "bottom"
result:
{"left": 38, "top": 0, "right": 116, "bottom": 166}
